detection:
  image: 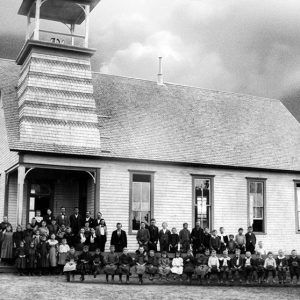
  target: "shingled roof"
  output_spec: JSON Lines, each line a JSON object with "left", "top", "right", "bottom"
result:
{"left": 1, "top": 58, "right": 300, "bottom": 171}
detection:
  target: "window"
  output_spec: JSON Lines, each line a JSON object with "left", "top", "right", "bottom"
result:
{"left": 247, "top": 178, "right": 266, "bottom": 233}
{"left": 296, "top": 182, "right": 300, "bottom": 231}
{"left": 193, "top": 175, "right": 214, "bottom": 230}
{"left": 129, "top": 172, "right": 154, "bottom": 233}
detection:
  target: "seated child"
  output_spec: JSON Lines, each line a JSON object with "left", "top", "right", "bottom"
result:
{"left": 27, "top": 241, "right": 38, "bottom": 276}
{"left": 207, "top": 250, "right": 220, "bottom": 283}
{"left": 15, "top": 241, "right": 27, "bottom": 276}
{"left": 195, "top": 249, "right": 210, "bottom": 283}
{"left": 288, "top": 249, "right": 300, "bottom": 285}
{"left": 77, "top": 245, "right": 92, "bottom": 281}
{"left": 76, "top": 228, "right": 86, "bottom": 251}
{"left": 169, "top": 227, "right": 179, "bottom": 253}
{"left": 179, "top": 223, "right": 191, "bottom": 253}
{"left": 58, "top": 238, "right": 70, "bottom": 274}
{"left": 231, "top": 249, "right": 244, "bottom": 283}
{"left": 219, "top": 249, "right": 231, "bottom": 283}
{"left": 264, "top": 251, "right": 276, "bottom": 284}
{"left": 63, "top": 246, "right": 78, "bottom": 282}
{"left": 171, "top": 251, "right": 183, "bottom": 280}
{"left": 276, "top": 249, "right": 288, "bottom": 284}
{"left": 146, "top": 250, "right": 159, "bottom": 280}
{"left": 235, "top": 228, "right": 246, "bottom": 254}
{"left": 243, "top": 251, "right": 255, "bottom": 284}
{"left": 135, "top": 246, "right": 147, "bottom": 284}
{"left": 92, "top": 248, "right": 104, "bottom": 278}
{"left": 227, "top": 234, "right": 236, "bottom": 254}
{"left": 183, "top": 249, "right": 195, "bottom": 284}
{"left": 158, "top": 251, "right": 171, "bottom": 281}
{"left": 118, "top": 247, "right": 133, "bottom": 283}
{"left": 64, "top": 227, "right": 75, "bottom": 248}
{"left": 254, "top": 252, "right": 265, "bottom": 284}
{"left": 104, "top": 245, "right": 119, "bottom": 282}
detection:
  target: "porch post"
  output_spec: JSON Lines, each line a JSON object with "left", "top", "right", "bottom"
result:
{"left": 16, "top": 166, "right": 26, "bottom": 225}
{"left": 84, "top": 5, "right": 90, "bottom": 48}
{"left": 94, "top": 169, "right": 100, "bottom": 215}
{"left": 34, "top": 0, "right": 42, "bottom": 40}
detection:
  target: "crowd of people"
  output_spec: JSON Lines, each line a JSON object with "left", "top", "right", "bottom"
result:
{"left": 0, "top": 208, "right": 300, "bottom": 285}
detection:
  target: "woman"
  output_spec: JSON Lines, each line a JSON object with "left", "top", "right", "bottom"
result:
{"left": 39, "top": 220, "right": 49, "bottom": 238}
{"left": 1, "top": 225, "right": 14, "bottom": 265}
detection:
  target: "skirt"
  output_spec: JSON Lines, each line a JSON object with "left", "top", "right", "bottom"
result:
{"left": 136, "top": 265, "right": 146, "bottom": 275}
{"left": 195, "top": 265, "right": 209, "bottom": 276}
{"left": 184, "top": 265, "right": 195, "bottom": 274}
{"left": 104, "top": 264, "right": 117, "bottom": 275}
{"left": 119, "top": 265, "right": 131, "bottom": 275}
{"left": 171, "top": 266, "right": 183, "bottom": 275}
{"left": 146, "top": 265, "right": 158, "bottom": 275}
{"left": 77, "top": 262, "right": 91, "bottom": 274}
{"left": 158, "top": 266, "right": 171, "bottom": 275}
{"left": 58, "top": 252, "right": 67, "bottom": 265}
{"left": 15, "top": 256, "right": 27, "bottom": 269}
{"left": 63, "top": 262, "right": 77, "bottom": 272}
{"left": 49, "top": 247, "right": 57, "bottom": 267}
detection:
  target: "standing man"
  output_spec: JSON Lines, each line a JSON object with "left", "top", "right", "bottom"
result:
{"left": 93, "top": 212, "right": 104, "bottom": 228}
{"left": 56, "top": 207, "right": 70, "bottom": 227}
{"left": 245, "top": 226, "right": 256, "bottom": 254}
{"left": 69, "top": 207, "right": 82, "bottom": 235}
{"left": 110, "top": 223, "right": 127, "bottom": 252}
{"left": 179, "top": 223, "right": 191, "bottom": 253}
{"left": 136, "top": 221, "right": 150, "bottom": 251}
{"left": 148, "top": 218, "right": 159, "bottom": 252}
{"left": 158, "top": 222, "right": 171, "bottom": 252}
{"left": 191, "top": 221, "right": 204, "bottom": 255}
{"left": 83, "top": 211, "right": 94, "bottom": 228}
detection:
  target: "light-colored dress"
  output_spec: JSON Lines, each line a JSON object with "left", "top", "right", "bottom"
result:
{"left": 58, "top": 244, "right": 70, "bottom": 265}
{"left": 171, "top": 257, "right": 183, "bottom": 275}
{"left": 48, "top": 239, "right": 58, "bottom": 267}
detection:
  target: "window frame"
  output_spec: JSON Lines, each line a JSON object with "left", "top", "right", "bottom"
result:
{"left": 246, "top": 177, "right": 267, "bottom": 234}
{"left": 191, "top": 174, "right": 215, "bottom": 230}
{"left": 294, "top": 180, "right": 300, "bottom": 233}
{"left": 128, "top": 170, "right": 155, "bottom": 235}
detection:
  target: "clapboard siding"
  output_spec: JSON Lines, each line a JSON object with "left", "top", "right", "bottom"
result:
{"left": 7, "top": 173, "right": 17, "bottom": 228}
{"left": 86, "top": 177, "right": 95, "bottom": 215}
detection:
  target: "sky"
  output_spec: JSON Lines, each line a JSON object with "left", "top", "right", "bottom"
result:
{"left": 1, "top": 0, "right": 300, "bottom": 100}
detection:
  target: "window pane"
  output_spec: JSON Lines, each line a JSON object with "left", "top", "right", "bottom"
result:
{"left": 253, "top": 219, "right": 263, "bottom": 232}
{"left": 253, "top": 207, "right": 263, "bottom": 219}
{"left": 132, "top": 211, "right": 141, "bottom": 230}
{"left": 132, "top": 182, "right": 142, "bottom": 211}
{"left": 141, "top": 182, "right": 150, "bottom": 211}
{"left": 250, "top": 182, "right": 255, "bottom": 193}
{"left": 256, "top": 182, "right": 263, "bottom": 194}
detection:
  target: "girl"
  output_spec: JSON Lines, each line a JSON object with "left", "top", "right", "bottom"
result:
{"left": 207, "top": 250, "right": 220, "bottom": 283}
{"left": 169, "top": 227, "right": 179, "bottom": 253}
{"left": 158, "top": 251, "right": 171, "bottom": 281}
{"left": 77, "top": 245, "right": 92, "bottom": 281}
{"left": 27, "top": 241, "right": 38, "bottom": 276}
{"left": 104, "top": 245, "right": 119, "bottom": 282}
{"left": 87, "top": 228, "right": 98, "bottom": 252}
{"left": 13, "top": 225, "right": 24, "bottom": 250}
{"left": 64, "top": 227, "right": 74, "bottom": 248}
{"left": 15, "top": 241, "right": 26, "bottom": 275}
{"left": 171, "top": 251, "right": 183, "bottom": 280}
{"left": 183, "top": 249, "right": 195, "bottom": 284}
{"left": 195, "top": 249, "right": 210, "bottom": 284}
{"left": 39, "top": 221, "right": 49, "bottom": 238}
{"left": 58, "top": 238, "right": 70, "bottom": 274}
{"left": 254, "top": 251, "right": 265, "bottom": 284}
{"left": 92, "top": 248, "right": 104, "bottom": 278}
{"left": 48, "top": 233, "right": 59, "bottom": 274}
{"left": 276, "top": 249, "right": 288, "bottom": 284}
{"left": 135, "top": 246, "right": 147, "bottom": 284}
{"left": 32, "top": 230, "right": 41, "bottom": 248}
{"left": 63, "top": 246, "right": 78, "bottom": 282}
{"left": 37, "top": 235, "right": 50, "bottom": 275}
{"left": 118, "top": 247, "right": 133, "bottom": 283}
{"left": 146, "top": 250, "right": 159, "bottom": 280}
{"left": 1, "top": 225, "right": 14, "bottom": 265}
{"left": 56, "top": 224, "right": 66, "bottom": 242}
{"left": 76, "top": 228, "right": 86, "bottom": 251}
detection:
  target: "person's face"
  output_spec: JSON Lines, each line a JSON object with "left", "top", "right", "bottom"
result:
{"left": 83, "top": 247, "right": 88, "bottom": 252}
{"left": 85, "top": 222, "right": 89, "bottom": 228}
{"left": 268, "top": 253, "right": 273, "bottom": 259}
{"left": 184, "top": 224, "right": 188, "bottom": 229}
{"left": 258, "top": 242, "right": 263, "bottom": 248}
{"left": 36, "top": 211, "right": 41, "bottom": 217}
{"left": 162, "top": 223, "right": 167, "bottom": 229}
{"left": 29, "top": 242, "right": 34, "bottom": 248}
{"left": 95, "top": 249, "right": 100, "bottom": 254}
{"left": 74, "top": 208, "right": 79, "bottom": 214}
{"left": 220, "top": 228, "right": 224, "bottom": 234}
{"left": 26, "top": 224, "right": 31, "bottom": 229}
{"left": 91, "top": 228, "right": 95, "bottom": 234}
{"left": 61, "top": 208, "right": 66, "bottom": 214}
{"left": 36, "top": 231, "right": 40, "bottom": 236}
{"left": 47, "top": 209, "right": 51, "bottom": 215}
{"left": 212, "top": 231, "right": 217, "bottom": 236}
{"left": 139, "top": 247, "right": 144, "bottom": 253}
{"left": 171, "top": 228, "right": 176, "bottom": 234}
{"left": 66, "top": 228, "right": 71, "bottom": 233}
{"left": 205, "top": 250, "right": 210, "bottom": 256}
{"left": 212, "top": 251, "right": 216, "bottom": 257}
{"left": 100, "top": 219, "right": 105, "bottom": 225}
{"left": 97, "top": 213, "right": 102, "bottom": 219}
{"left": 292, "top": 250, "right": 297, "bottom": 256}
{"left": 149, "top": 251, "right": 154, "bottom": 257}
{"left": 141, "top": 223, "right": 145, "bottom": 229}
{"left": 70, "top": 248, "right": 75, "bottom": 254}
{"left": 110, "top": 246, "right": 115, "bottom": 253}
{"left": 51, "top": 234, "right": 55, "bottom": 239}
{"left": 246, "top": 252, "right": 251, "bottom": 258}
{"left": 123, "top": 249, "right": 128, "bottom": 255}
{"left": 20, "top": 242, "right": 24, "bottom": 247}
{"left": 162, "top": 253, "right": 166, "bottom": 258}
{"left": 62, "top": 239, "right": 66, "bottom": 245}
{"left": 236, "top": 250, "right": 240, "bottom": 256}
{"left": 248, "top": 227, "right": 253, "bottom": 233}
{"left": 229, "top": 236, "right": 234, "bottom": 240}
{"left": 204, "top": 228, "right": 209, "bottom": 233}
{"left": 117, "top": 224, "right": 122, "bottom": 230}
{"left": 80, "top": 229, "right": 85, "bottom": 234}
{"left": 196, "top": 221, "right": 200, "bottom": 228}
{"left": 17, "top": 226, "right": 21, "bottom": 232}
{"left": 41, "top": 236, "right": 46, "bottom": 241}
{"left": 3, "top": 216, "right": 8, "bottom": 222}
{"left": 61, "top": 225, "right": 66, "bottom": 230}
{"left": 278, "top": 250, "right": 283, "bottom": 256}
{"left": 223, "top": 252, "right": 228, "bottom": 257}
{"left": 151, "top": 220, "right": 156, "bottom": 226}
{"left": 51, "top": 220, "right": 56, "bottom": 225}
{"left": 176, "top": 252, "right": 180, "bottom": 258}
{"left": 42, "top": 221, "right": 46, "bottom": 227}
{"left": 238, "top": 230, "right": 243, "bottom": 235}
{"left": 86, "top": 212, "right": 90, "bottom": 218}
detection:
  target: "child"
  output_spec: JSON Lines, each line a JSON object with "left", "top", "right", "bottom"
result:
{"left": 245, "top": 226, "right": 256, "bottom": 254}
{"left": 288, "top": 249, "right": 300, "bottom": 284}
{"left": 219, "top": 250, "right": 231, "bottom": 283}
{"left": 87, "top": 227, "right": 98, "bottom": 252}
{"left": 243, "top": 251, "right": 255, "bottom": 284}
{"left": 135, "top": 246, "right": 147, "bottom": 284}
{"left": 171, "top": 251, "right": 183, "bottom": 280}
{"left": 15, "top": 241, "right": 27, "bottom": 275}
{"left": 36, "top": 235, "right": 50, "bottom": 275}
{"left": 58, "top": 238, "right": 70, "bottom": 274}
{"left": 207, "top": 250, "right": 220, "bottom": 283}
{"left": 1, "top": 225, "right": 14, "bottom": 265}
{"left": 13, "top": 225, "right": 24, "bottom": 250}
{"left": 169, "top": 227, "right": 179, "bottom": 253}
{"left": 118, "top": 247, "right": 133, "bottom": 283}
{"left": 39, "top": 221, "right": 49, "bottom": 238}
{"left": 146, "top": 250, "right": 159, "bottom": 280}
{"left": 227, "top": 234, "right": 236, "bottom": 254}
{"left": 159, "top": 222, "right": 171, "bottom": 252}
{"left": 92, "top": 248, "right": 104, "bottom": 278}
{"left": 158, "top": 251, "right": 171, "bottom": 281}
{"left": 235, "top": 228, "right": 246, "bottom": 254}
{"left": 76, "top": 228, "right": 86, "bottom": 251}
{"left": 202, "top": 227, "right": 211, "bottom": 251}
{"left": 183, "top": 249, "right": 195, "bottom": 284}
{"left": 47, "top": 219, "right": 58, "bottom": 237}
{"left": 23, "top": 223, "right": 33, "bottom": 249}
{"left": 179, "top": 223, "right": 191, "bottom": 253}
{"left": 77, "top": 245, "right": 92, "bottom": 281}
{"left": 104, "top": 245, "right": 119, "bottom": 282}
{"left": 64, "top": 227, "right": 74, "bottom": 248}
{"left": 255, "top": 241, "right": 266, "bottom": 256}
{"left": 63, "top": 246, "right": 78, "bottom": 282}
{"left": 195, "top": 249, "right": 210, "bottom": 284}
{"left": 56, "top": 224, "right": 66, "bottom": 242}
{"left": 32, "top": 230, "right": 41, "bottom": 248}
{"left": 47, "top": 233, "right": 59, "bottom": 274}
{"left": 218, "top": 227, "right": 228, "bottom": 253}
{"left": 276, "top": 249, "right": 288, "bottom": 284}
{"left": 27, "top": 241, "right": 38, "bottom": 276}
{"left": 209, "top": 230, "right": 221, "bottom": 253}
{"left": 254, "top": 251, "right": 265, "bottom": 284}
{"left": 264, "top": 251, "right": 276, "bottom": 284}
{"left": 231, "top": 249, "right": 244, "bottom": 283}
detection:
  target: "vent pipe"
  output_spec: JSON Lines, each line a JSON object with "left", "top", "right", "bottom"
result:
{"left": 157, "top": 56, "right": 164, "bottom": 85}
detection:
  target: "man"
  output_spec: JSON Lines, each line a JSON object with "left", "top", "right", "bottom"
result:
{"left": 245, "top": 226, "right": 256, "bottom": 254}
{"left": 179, "top": 223, "right": 191, "bottom": 253}
{"left": 136, "top": 221, "right": 150, "bottom": 251}
{"left": 218, "top": 227, "right": 229, "bottom": 253}
{"left": 83, "top": 211, "right": 94, "bottom": 228}
{"left": 148, "top": 218, "right": 159, "bottom": 252}
{"left": 93, "top": 212, "right": 105, "bottom": 228}
{"left": 191, "top": 221, "right": 204, "bottom": 255}
{"left": 69, "top": 207, "right": 82, "bottom": 235}
{"left": 56, "top": 207, "right": 70, "bottom": 227}
{"left": 0, "top": 216, "right": 11, "bottom": 232}
{"left": 110, "top": 223, "right": 127, "bottom": 252}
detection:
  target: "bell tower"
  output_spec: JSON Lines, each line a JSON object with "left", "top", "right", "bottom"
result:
{"left": 16, "top": 0, "right": 102, "bottom": 152}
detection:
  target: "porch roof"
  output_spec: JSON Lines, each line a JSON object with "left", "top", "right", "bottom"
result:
{"left": 1, "top": 58, "right": 300, "bottom": 171}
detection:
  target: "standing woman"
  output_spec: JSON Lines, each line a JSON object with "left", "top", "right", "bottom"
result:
{"left": 48, "top": 233, "right": 59, "bottom": 274}
{"left": 96, "top": 218, "right": 107, "bottom": 252}
{"left": 43, "top": 208, "right": 53, "bottom": 225}
{"left": 1, "top": 225, "right": 14, "bottom": 265}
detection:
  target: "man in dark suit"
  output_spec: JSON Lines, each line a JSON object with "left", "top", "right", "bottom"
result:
{"left": 191, "top": 221, "right": 204, "bottom": 255}
{"left": 218, "top": 226, "right": 229, "bottom": 253}
{"left": 56, "top": 207, "right": 70, "bottom": 227}
{"left": 245, "top": 226, "right": 256, "bottom": 254}
{"left": 83, "top": 211, "right": 94, "bottom": 228}
{"left": 69, "top": 207, "right": 82, "bottom": 235}
{"left": 93, "top": 212, "right": 104, "bottom": 228}
{"left": 110, "top": 223, "right": 127, "bottom": 252}
{"left": 148, "top": 218, "right": 159, "bottom": 252}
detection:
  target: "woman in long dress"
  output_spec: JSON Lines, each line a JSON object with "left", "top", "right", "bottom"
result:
{"left": 48, "top": 233, "right": 59, "bottom": 274}
{"left": 1, "top": 225, "right": 14, "bottom": 264}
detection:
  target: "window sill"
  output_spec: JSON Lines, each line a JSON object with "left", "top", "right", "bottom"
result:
{"left": 253, "top": 232, "right": 267, "bottom": 235}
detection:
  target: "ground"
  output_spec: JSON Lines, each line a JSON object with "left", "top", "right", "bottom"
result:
{"left": 0, "top": 274, "right": 300, "bottom": 300}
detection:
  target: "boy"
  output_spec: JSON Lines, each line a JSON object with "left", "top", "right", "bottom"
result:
{"left": 288, "top": 249, "right": 300, "bottom": 284}
{"left": 135, "top": 246, "right": 147, "bottom": 284}
{"left": 231, "top": 249, "right": 244, "bottom": 283}
{"left": 235, "top": 228, "right": 246, "bottom": 254}
{"left": 169, "top": 227, "right": 179, "bottom": 253}
{"left": 276, "top": 249, "right": 288, "bottom": 284}
{"left": 227, "top": 234, "right": 236, "bottom": 254}
{"left": 195, "top": 249, "right": 210, "bottom": 284}
{"left": 254, "top": 251, "right": 265, "bottom": 284}
{"left": 218, "top": 227, "right": 228, "bottom": 253}
{"left": 179, "top": 223, "right": 191, "bottom": 253}
{"left": 219, "top": 250, "right": 231, "bottom": 283}
{"left": 243, "top": 251, "right": 255, "bottom": 284}
{"left": 207, "top": 250, "right": 220, "bottom": 283}
{"left": 146, "top": 250, "right": 159, "bottom": 280}
{"left": 245, "top": 226, "right": 256, "bottom": 254}
{"left": 209, "top": 229, "right": 221, "bottom": 253}
{"left": 202, "top": 227, "right": 211, "bottom": 251}
{"left": 118, "top": 247, "right": 133, "bottom": 283}
{"left": 264, "top": 251, "right": 276, "bottom": 284}
{"left": 92, "top": 248, "right": 104, "bottom": 278}
{"left": 255, "top": 241, "right": 266, "bottom": 256}
{"left": 104, "top": 245, "right": 119, "bottom": 282}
